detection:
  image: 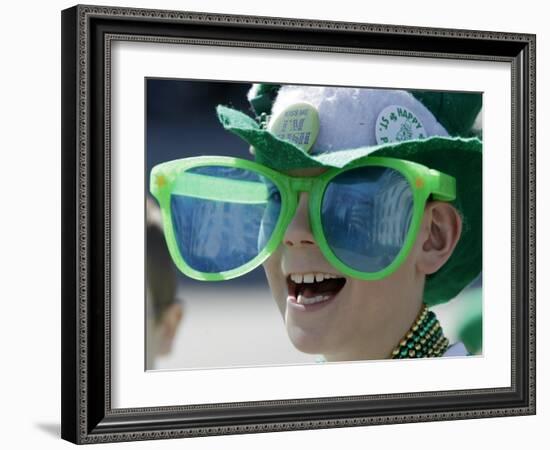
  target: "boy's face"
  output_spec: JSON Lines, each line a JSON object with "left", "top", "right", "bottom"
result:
{"left": 262, "top": 168, "right": 427, "bottom": 361}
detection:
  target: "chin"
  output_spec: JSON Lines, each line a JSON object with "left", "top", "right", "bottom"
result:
{"left": 285, "top": 323, "right": 328, "bottom": 355}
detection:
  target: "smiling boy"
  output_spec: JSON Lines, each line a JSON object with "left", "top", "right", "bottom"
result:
{"left": 262, "top": 167, "right": 462, "bottom": 362}
{"left": 150, "top": 83, "right": 482, "bottom": 362}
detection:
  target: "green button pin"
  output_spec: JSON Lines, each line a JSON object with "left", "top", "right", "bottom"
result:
{"left": 268, "top": 102, "right": 320, "bottom": 154}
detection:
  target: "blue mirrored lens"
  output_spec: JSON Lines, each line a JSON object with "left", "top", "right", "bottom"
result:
{"left": 170, "top": 165, "right": 281, "bottom": 273}
{"left": 321, "top": 166, "right": 414, "bottom": 273}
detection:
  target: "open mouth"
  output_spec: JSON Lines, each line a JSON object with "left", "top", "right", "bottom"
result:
{"left": 286, "top": 272, "right": 347, "bottom": 307}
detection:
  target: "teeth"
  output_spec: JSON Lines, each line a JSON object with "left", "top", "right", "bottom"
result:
{"left": 297, "top": 294, "right": 331, "bottom": 305}
{"left": 289, "top": 272, "right": 339, "bottom": 284}
{"left": 290, "top": 274, "right": 303, "bottom": 283}
{"left": 303, "top": 273, "right": 315, "bottom": 283}
{"left": 289, "top": 273, "right": 343, "bottom": 306}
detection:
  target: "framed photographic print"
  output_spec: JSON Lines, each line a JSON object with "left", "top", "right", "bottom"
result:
{"left": 61, "top": 4, "right": 536, "bottom": 444}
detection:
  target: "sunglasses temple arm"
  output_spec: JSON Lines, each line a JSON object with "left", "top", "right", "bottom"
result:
{"left": 430, "top": 171, "right": 456, "bottom": 202}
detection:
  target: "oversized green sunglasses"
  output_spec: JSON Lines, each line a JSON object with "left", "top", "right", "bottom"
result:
{"left": 150, "top": 155, "right": 455, "bottom": 282}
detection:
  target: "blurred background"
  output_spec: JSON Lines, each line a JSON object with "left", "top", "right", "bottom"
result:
{"left": 145, "top": 78, "right": 482, "bottom": 371}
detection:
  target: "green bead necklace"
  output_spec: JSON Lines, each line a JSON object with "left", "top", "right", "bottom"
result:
{"left": 391, "top": 304, "right": 449, "bottom": 359}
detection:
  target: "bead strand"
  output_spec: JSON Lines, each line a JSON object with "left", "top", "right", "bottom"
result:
{"left": 391, "top": 304, "right": 449, "bottom": 359}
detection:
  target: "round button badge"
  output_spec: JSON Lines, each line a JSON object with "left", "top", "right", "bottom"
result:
{"left": 268, "top": 102, "right": 320, "bottom": 153}
{"left": 375, "top": 105, "right": 427, "bottom": 145}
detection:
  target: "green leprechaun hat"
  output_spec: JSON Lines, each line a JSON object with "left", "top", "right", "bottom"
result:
{"left": 215, "top": 84, "right": 482, "bottom": 306}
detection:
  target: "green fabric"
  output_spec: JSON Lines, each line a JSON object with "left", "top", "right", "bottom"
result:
{"left": 249, "top": 84, "right": 281, "bottom": 117}
{"left": 215, "top": 100, "right": 482, "bottom": 306}
{"left": 217, "top": 105, "right": 326, "bottom": 169}
{"left": 411, "top": 91, "right": 482, "bottom": 137}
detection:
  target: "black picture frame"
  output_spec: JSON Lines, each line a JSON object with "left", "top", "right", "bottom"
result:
{"left": 61, "top": 4, "right": 536, "bottom": 444}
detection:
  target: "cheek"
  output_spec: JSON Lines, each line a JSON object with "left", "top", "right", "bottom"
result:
{"left": 347, "top": 279, "right": 385, "bottom": 307}
{"left": 262, "top": 250, "right": 286, "bottom": 315}
{"left": 347, "top": 268, "right": 410, "bottom": 309}
{"left": 262, "top": 248, "right": 282, "bottom": 283}
{"left": 394, "top": 243, "right": 421, "bottom": 283}
{"left": 350, "top": 261, "right": 417, "bottom": 317}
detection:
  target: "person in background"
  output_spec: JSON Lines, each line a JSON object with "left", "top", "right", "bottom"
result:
{"left": 146, "top": 196, "right": 184, "bottom": 369}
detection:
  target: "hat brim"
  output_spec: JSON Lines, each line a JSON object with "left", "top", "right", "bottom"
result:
{"left": 217, "top": 105, "right": 482, "bottom": 306}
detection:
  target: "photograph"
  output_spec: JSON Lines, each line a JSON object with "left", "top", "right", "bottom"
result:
{"left": 60, "top": 4, "right": 535, "bottom": 444}
{"left": 146, "top": 80, "right": 483, "bottom": 370}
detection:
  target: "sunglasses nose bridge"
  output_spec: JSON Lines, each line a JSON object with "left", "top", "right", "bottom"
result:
{"left": 288, "top": 176, "right": 316, "bottom": 193}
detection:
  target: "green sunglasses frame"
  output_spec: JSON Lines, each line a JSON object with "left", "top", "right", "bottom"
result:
{"left": 150, "top": 155, "right": 456, "bottom": 282}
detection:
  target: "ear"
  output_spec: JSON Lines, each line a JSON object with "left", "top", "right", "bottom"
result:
{"left": 416, "top": 201, "right": 462, "bottom": 276}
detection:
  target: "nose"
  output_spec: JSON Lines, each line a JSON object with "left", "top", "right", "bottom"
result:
{"left": 283, "top": 192, "right": 316, "bottom": 247}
